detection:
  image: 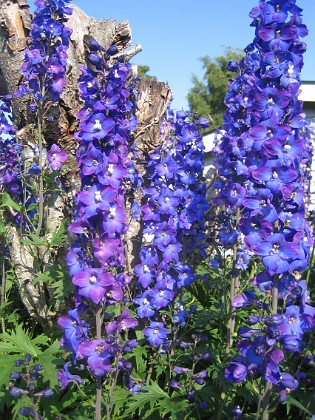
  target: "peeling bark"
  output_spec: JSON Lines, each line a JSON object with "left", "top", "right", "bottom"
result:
{"left": 125, "top": 79, "right": 172, "bottom": 272}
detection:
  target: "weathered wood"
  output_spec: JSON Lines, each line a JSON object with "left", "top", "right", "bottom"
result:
{"left": 124, "top": 79, "right": 172, "bottom": 272}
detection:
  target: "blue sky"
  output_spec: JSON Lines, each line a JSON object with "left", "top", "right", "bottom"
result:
{"left": 29, "top": 0, "right": 315, "bottom": 111}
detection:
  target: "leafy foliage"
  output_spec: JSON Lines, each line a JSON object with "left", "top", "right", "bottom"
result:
{"left": 187, "top": 47, "right": 244, "bottom": 129}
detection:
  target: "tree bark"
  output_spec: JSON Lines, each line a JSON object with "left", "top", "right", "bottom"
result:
{"left": 125, "top": 79, "right": 172, "bottom": 273}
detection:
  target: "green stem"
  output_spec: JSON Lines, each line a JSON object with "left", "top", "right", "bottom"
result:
{"left": 225, "top": 206, "right": 241, "bottom": 353}
{"left": 217, "top": 208, "right": 241, "bottom": 420}
{"left": 1, "top": 260, "right": 5, "bottom": 333}
{"left": 95, "top": 306, "right": 102, "bottom": 420}
{"left": 305, "top": 238, "right": 315, "bottom": 283}
{"left": 36, "top": 106, "right": 44, "bottom": 237}
{"left": 256, "top": 276, "right": 279, "bottom": 420}
{"left": 106, "top": 343, "right": 122, "bottom": 420}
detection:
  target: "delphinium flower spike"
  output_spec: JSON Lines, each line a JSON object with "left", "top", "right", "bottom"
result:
{"left": 58, "top": 37, "right": 138, "bottom": 418}
{"left": 211, "top": 0, "right": 314, "bottom": 407}
{"left": 134, "top": 110, "right": 209, "bottom": 347}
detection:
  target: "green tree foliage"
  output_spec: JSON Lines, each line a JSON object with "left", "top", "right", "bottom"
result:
{"left": 137, "top": 64, "right": 157, "bottom": 80}
{"left": 188, "top": 47, "right": 244, "bottom": 129}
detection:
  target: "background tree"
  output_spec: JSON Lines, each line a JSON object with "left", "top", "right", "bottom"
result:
{"left": 188, "top": 47, "right": 244, "bottom": 129}
{"left": 137, "top": 64, "right": 157, "bottom": 80}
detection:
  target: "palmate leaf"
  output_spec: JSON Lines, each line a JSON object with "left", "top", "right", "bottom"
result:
{"left": 124, "top": 381, "right": 170, "bottom": 417}
{"left": 49, "top": 221, "right": 68, "bottom": 248}
{"left": 112, "top": 387, "right": 132, "bottom": 416}
{"left": 37, "top": 340, "right": 62, "bottom": 387}
{"left": 159, "top": 395, "right": 189, "bottom": 418}
{"left": 0, "top": 325, "right": 44, "bottom": 356}
{"left": 131, "top": 344, "right": 147, "bottom": 377}
{"left": 22, "top": 232, "right": 47, "bottom": 247}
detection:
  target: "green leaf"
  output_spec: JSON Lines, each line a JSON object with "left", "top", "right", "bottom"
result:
{"left": 124, "top": 381, "right": 170, "bottom": 416}
{"left": 0, "top": 192, "right": 21, "bottom": 212}
{"left": 33, "top": 272, "right": 53, "bottom": 284}
{"left": 0, "top": 325, "right": 41, "bottom": 356}
{"left": 112, "top": 387, "right": 132, "bottom": 416}
{"left": 131, "top": 344, "right": 147, "bottom": 377}
{"left": 49, "top": 221, "right": 68, "bottom": 247}
{"left": 22, "top": 233, "right": 46, "bottom": 246}
{"left": 159, "top": 395, "right": 189, "bottom": 418}
{"left": 284, "top": 395, "right": 312, "bottom": 416}
{"left": 0, "top": 217, "right": 5, "bottom": 236}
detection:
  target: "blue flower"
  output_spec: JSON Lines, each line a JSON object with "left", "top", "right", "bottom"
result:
{"left": 143, "top": 322, "right": 169, "bottom": 347}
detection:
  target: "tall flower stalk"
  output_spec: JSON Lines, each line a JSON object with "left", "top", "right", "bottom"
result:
{"left": 58, "top": 39, "right": 138, "bottom": 419}
{"left": 134, "top": 110, "right": 209, "bottom": 348}
{"left": 211, "top": 0, "right": 314, "bottom": 416}
{"left": 16, "top": 0, "right": 72, "bottom": 234}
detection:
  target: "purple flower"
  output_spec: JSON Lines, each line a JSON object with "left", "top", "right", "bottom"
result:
{"left": 58, "top": 308, "right": 89, "bottom": 358}
{"left": 143, "top": 322, "right": 169, "bottom": 347}
{"left": 57, "top": 362, "right": 84, "bottom": 389}
{"left": 106, "top": 309, "right": 138, "bottom": 335}
{"left": 47, "top": 143, "right": 68, "bottom": 170}
{"left": 225, "top": 362, "right": 247, "bottom": 383}
{"left": 78, "top": 112, "right": 115, "bottom": 141}
{"left": 170, "top": 380, "right": 183, "bottom": 389}
{"left": 78, "top": 339, "right": 112, "bottom": 377}
{"left": 72, "top": 268, "right": 114, "bottom": 304}
{"left": 251, "top": 233, "right": 300, "bottom": 275}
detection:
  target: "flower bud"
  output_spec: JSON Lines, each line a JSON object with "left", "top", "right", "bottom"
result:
{"left": 24, "top": 354, "right": 32, "bottom": 364}
{"left": 19, "top": 407, "right": 33, "bottom": 416}
{"left": 10, "top": 372, "right": 22, "bottom": 380}
{"left": 10, "top": 387, "right": 27, "bottom": 397}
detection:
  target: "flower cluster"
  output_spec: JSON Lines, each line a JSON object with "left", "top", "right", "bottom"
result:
{"left": 0, "top": 97, "right": 20, "bottom": 198}
{"left": 58, "top": 39, "right": 138, "bottom": 383}
{"left": 4, "top": 0, "right": 71, "bottom": 233}
{"left": 134, "top": 110, "right": 209, "bottom": 347}
{"left": 9, "top": 354, "right": 53, "bottom": 419}
{"left": 211, "top": 0, "right": 314, "bottom": 398}
{"left": 0, "top": 96, "right": 41, "bottom": 228}
{"left": 16, "top": 0, "right": 73, "bottom": 105}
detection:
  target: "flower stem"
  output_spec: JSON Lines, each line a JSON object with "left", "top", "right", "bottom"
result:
{"left": 95, "top": 305, "right": 102, "bottom": 420}
{"left": 217, "top": 208, "right": 241, "bottom": 420}
{"left": 36, "top": 106, "right": 44, "bottom": 237}
{"left": 256, "top": 275, "right": 279, "bottom": 420}
{"left": 225, "top": 206, "right": 241, "bottom": 352}
{"left": 1, "top": 260, "right": 5, "bottom": 333}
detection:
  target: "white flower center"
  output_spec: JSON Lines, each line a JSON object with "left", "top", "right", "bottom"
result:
{"left": 109, "top": 206, "right": 116, "bottom": 217}
{"left": 288, "top": 65, "right": 294, "bottom": 75}
{"left": 95, "top": 191, "right": 102, "bottom": 201}
{"left": 90, "top": 275, "right": 97, "bottom": 283}
{"left": 93, "top": 119, "right": 102, "bottom": 131}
